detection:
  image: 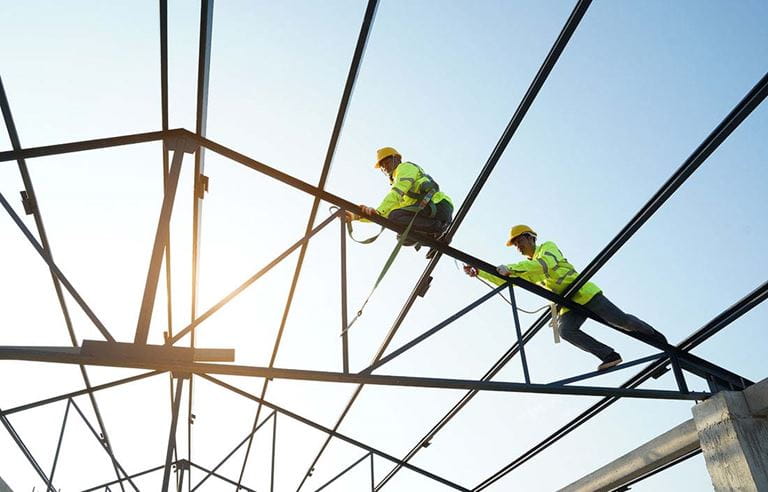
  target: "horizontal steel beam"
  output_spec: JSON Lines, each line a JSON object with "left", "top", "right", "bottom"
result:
{"left": 0, "top": 129, "right": 177, "bottom": 162}
{"left": 0, "top": 346, "right": 708, "bottom": 400}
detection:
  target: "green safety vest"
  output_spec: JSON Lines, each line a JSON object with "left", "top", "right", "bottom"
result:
{"left": 478, "top": 241, "right": 601, "bottom": 313}
{"left": 374, "top": 161, "right": 452, "bottom": 218}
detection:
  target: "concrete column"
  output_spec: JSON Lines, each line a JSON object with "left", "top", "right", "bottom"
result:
{"left": 692, "top": 381, "right": 768, "bottom": 491}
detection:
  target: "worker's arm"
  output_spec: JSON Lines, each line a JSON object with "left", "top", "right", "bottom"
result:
{"left": 476, "top": 268, "right": 507, "bottom": 286}
{"left": 375, "top": 163, "right": 418, "bottom": 218}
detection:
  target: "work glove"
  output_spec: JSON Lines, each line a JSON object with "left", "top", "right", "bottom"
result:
{"left": 496, "top": 264, "right": 511, "bottom": 276}
{"left": 463, "top": 265, "right": 478, "bottom": 277}
{"left": 344, "top": 210, "right": 358, "bottom": 222}
{"left": 359, "top": 205, "right": 378, "bottom": 217}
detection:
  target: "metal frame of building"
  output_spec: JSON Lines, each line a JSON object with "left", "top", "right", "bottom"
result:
{"left": 0, "top": 1, "right": 766, "bottom": 490}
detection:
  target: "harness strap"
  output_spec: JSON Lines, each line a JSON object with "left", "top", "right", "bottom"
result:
{"left": 341, "top": 191, "right": 435, "bottom": 336}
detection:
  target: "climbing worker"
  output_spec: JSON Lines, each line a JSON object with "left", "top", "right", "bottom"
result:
{"left": 345, "top": 147, "right": 453, "bottom": 250}
{"left": 463, "top": 225, "right": 667, "bottom": 371}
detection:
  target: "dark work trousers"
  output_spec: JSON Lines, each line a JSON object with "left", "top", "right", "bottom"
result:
{"left": 388, "top": 199, "right": 453, "bottom": 245}
{"left": 557, "top": 292, "right": 663, "bottom": 361}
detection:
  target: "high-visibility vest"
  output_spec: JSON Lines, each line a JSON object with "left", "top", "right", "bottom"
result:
{"left": 375, "top": 162, "right": 452, "bottom": 218}
{"left": 478, "top": 241, "right": 601, "bottom": 313}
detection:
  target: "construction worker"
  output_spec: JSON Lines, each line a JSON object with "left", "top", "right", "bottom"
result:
{"left": 346, "top": 147, "right": 453, "bottom": 249}
{"left": 463, "top": 225, "right": 667, "bottom": 371}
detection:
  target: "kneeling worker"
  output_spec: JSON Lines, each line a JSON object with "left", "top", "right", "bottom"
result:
{"left": 346, "top": 147, "right": 453, "bottom": 249}
{"left": 463, "top": 225, "right": 667, "bottom": 370}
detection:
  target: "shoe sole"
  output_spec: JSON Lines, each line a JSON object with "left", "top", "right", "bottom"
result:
{"left": 597, "top": 357, "right": 623, "bottom": 371}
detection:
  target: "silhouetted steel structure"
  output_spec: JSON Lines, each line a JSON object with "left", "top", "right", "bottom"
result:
{"left": 0, "top": 0, "right": 766, "bottom": 490}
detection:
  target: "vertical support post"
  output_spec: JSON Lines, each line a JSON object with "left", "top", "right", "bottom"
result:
{"left": 162, "top": 377, "right": 185, "bottom": 492}
{"left": 48, "top": 399, "right": 71, "bottom": 484}
{"left": 507, "top": 285, "right": 531, "bottom": 384}
{"left": 270, "top": 412, "right": 277, "bottom": 492}
{"left": 369, "top": 453, "right": 375, "bottom": 492}
{"left": 189, "top": 1, "right": 214, "bottom": 478}
{"left": 669, "top": 354, "right": 689, "bottom": 394}
{"left": 340, "top": 217, "right": 350, "bottom": 373}
{"left": 134, "top": 143, "right": 185, "bottom": 344}
{"left": 191, "top": 0, "right": 214, "bottom": 328}
{"left": 158, "top": 0, "right": 174, "bottom": 351}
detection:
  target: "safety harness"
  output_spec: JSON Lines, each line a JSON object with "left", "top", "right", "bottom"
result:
{"left": 456, "top": 259, "right": 561, "bottom": 343}
{"left": 340, "top": 186, "right": 438, "bottom": 336}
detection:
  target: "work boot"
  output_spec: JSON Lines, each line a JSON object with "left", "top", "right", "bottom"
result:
{"left": 425, "top": 231, "right": 448, "bottom": 259}
{"left": 597, "top": 352, "right": 622, "bottom": 371}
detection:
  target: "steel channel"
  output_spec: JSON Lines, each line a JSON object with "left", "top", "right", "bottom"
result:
{"left": 341, "top": 217, "right": 350, "bottom": 372}
{"left": 360, "top": 284, "right": 504, "bottom": 375}
{"left": 2, "top": 370, "right": 163, "bottom": 416}
{"left": 313, "top": 453, "right": 370, "bottom": 492}
{"left": 0, "top": 190, "right": 115, "bottom": 341}
{"left": 189, "top": 412, "right": 275, "bottom": 491}
{"left": 0, "top": 348, "right": 710, "bottom": 401}
{"left": 81, "top": 464, "right": 166, "bottom": 492}
{"left": 200, "top": 374, "right": 471, "bottom": 492}
{"left": 471, "top": 281, "right": 768, "bottom": 490}
{"left": 187, "top": 462, "right": 257, "bottom": 491}
{"left": 168, "top": 209, "right": 340, "bottom": 345}
{"left": 1, "top": 75, "right": 127, "bottom": 490}
{"left": 162, "top": 378, "right": 185, "bottom": 491}
{"left": 188, "top": 0, "right": 215, "bottom": 481}
{"left": 508, "top": 286, "right": 531, "bottom": 384}
{"left": 135, "top": 143, "right": 185, "bottom": 343}
{"left": 375, "top": 70, "right": 768, "bottom": 492}
{"left": 47, "top": 399, "right": 71, "bottom": 483}
{"left": 0, "top": 414, "right": 56, "bottom": 490}
{"left": 236, "top": 3, "right": 378, "bottom": 487}
{"left": 69, "top": 399, "right": 139, "bottom": 491}
{"left": 0, "top": 129, "right": 173, "bottom": 163}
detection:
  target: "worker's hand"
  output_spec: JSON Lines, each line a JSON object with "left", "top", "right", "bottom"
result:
{"left": 344, "top": 210, "right": 358, "bottom": 222}
{"left": 463, "top": 265, "right": 478, "bottom": 277}
{"left": 359, "top": 205, "right": 378, "bottom": 217}
{"left": 496, "top": 264, "right": 511, "bottom": 276}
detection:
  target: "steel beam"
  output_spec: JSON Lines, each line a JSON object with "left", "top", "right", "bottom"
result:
{"left": 0, "top": 347, "right": 709, "bottom": 400}
{"left": 47, "top": 399, "right": 71, "bottom": 484}
{"left": 340, "top": 217, "right": 350, "bottom": 372}
{"left": 315, "top": 453, "right": 371, "bottom": 492}
{"left": 236, "top": 1, "right": 378, "bottom": 486}
{"left": 1, "top": 370, "right": 163, "bottom": 416}
{"left": 81, "top": 464, "right": 166, "bottom": 492}
{"left": 0, "top": 129, "right": 173, "bottom": 162}
{"left": 187, "top": 462, "right": 257, "bottom": 491}
{"left": 200, "top": 374, "right": 471, "bottom": 492}
{"left": 373, "top": 70, "right": 768, "bottom": 491}
{"left": 189, "top": 412, "right": 275, "bottom": 491}
{"left": 135, "top": 143, "right": 186, "bottom": 343}
{"left": 0, "top": 413, "right": 56, "bottom": 490}
{"left": 2, "top": 74, "right": 127, "bottom": 490}
{"left": 0, "top": 190, "right": 115, "bottom": 341}
{"left": 167, "top": 208, "right": 341, "bottom": 345}
{"left": 162, "top": 378, "right": 185, "bottom": 491}
{"left": 69, "top": 399, "right": 139, "bottom": 491}
{"left": 471, "top": 280, "right": 768, "bottom": 491}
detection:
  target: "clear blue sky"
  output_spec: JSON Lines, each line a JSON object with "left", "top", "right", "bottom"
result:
{"left": 0, "top": 1, "right": 766, "bottom": 490}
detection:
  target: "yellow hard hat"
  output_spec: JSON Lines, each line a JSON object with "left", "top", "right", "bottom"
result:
{"left": 374, "top": 147, "right": 401, "bottom": 168}
{"left": 506, "top": 224, "right": 537, "bottom": 246}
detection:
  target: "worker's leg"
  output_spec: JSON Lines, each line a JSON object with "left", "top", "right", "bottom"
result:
{"left": 587, "top": 293, "right": 667, "bottom": 345}
{"left": 557, "top": 310, "right": 616, "bottom": 361}
{"left": 389, "top": 200, "right": 452, "bottom": 245}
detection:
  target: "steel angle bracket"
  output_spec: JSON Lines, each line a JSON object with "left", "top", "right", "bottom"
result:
{"left": 165, "top": 135, "right": 199, "bottom": 154}
{"left": 81, "top": 340, "right": 233, "bottom": 364}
